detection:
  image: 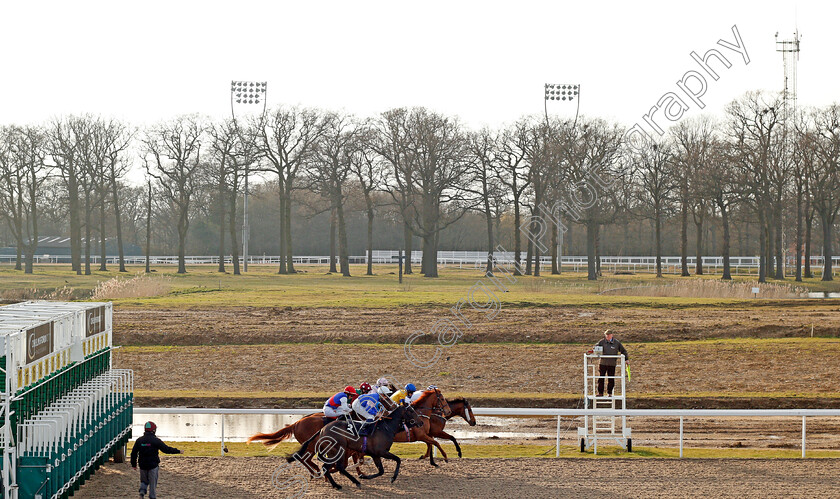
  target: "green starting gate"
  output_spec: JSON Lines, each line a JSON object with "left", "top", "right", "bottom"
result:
{"left": 0, "top": 301, "right": 133, "bottom": 499}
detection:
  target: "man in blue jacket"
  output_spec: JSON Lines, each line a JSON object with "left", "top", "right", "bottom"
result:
{"left": 131, "top": 421, "right": 182, "bottom": 499}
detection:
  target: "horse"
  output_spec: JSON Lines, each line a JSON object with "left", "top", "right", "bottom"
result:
{"left": 247, "top": 412, "right": 364, "bottom": 477}
{"left": 390, "top": 390, "right": 453, "bottom": 466}
{"left": 416, "top": 396, "right": 476, "bottom": 460}
{"left": 411, "top": 387, "right": 452, "bottom": 417}
{"left": 288, "top": 405, "right": 421, "bottom": 490}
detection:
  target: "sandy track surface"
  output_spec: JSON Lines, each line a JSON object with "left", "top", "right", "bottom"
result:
{"left": 77, "top": 457, "right": 840, "bottom": 498}
{"left": 115, "top": 339, "right": 839, "bottom": 397}
{"left": 114, "top": 304, "right": 840, "bottom": 346}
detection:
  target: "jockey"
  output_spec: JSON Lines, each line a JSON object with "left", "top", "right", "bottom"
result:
{"left": 351, "top": 390, "right": 383, "bottom": 436}
{"left": 323, "top": 386, "right": 357, "bottom": 419}
{"left": 375, "top": 377, "right": 393, "bottom": 396}
{"left": 358, "top": 382, "right": 374, "bottom": 394}
{"left": 407, "top": 389, "right": 424, "bottom": 404}
{"left": 390, "top": 383, "right": 417, "bottom": 406}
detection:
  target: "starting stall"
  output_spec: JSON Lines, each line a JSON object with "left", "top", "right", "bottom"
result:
{"left": 0, "top": 301, "right": 133, "bottom": 499}
{"left": 578, "top": 349, "right": 631, "bottom": 454}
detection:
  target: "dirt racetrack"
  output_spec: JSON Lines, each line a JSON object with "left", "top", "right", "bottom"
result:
{"left": 77, "top": 457, "right": 840, "bottom": 498}
{"left": 113, "top": 303, "right": 840, "bottom": 346}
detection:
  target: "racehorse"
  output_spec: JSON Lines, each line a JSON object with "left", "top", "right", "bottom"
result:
{"left": 391, "top": 390, "right": 453, "bottom": 466}
{"left": 247, "top": 412, "right": 364, "bottom": 476}
{"left": 288, "top": 405, "right": 422, "bottom": 490}
{"left": 417, "top": 396, "right": 476, "bottom": 460}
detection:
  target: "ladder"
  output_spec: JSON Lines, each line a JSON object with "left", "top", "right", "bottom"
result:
{"left": 578, "top": 352, "right": 631, "bottom": 454}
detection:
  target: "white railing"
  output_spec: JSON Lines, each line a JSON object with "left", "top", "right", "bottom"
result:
{"left": 2, "top": 253, "right": 838, "bottom": 277}
{"left": 133, "top": 407, "right": 840, "bottom": 458}
{"left": 4, "top": 252, "right": 836, "bottom": 266}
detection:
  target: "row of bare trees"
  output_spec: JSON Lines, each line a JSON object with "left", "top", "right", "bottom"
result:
{"left": 1, "top": 91, "right": 839, "bottom": 281}
{"left": 628, "top": 91, "right": 840, "bottom": 282}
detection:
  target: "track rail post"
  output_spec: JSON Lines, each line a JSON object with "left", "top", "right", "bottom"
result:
{"left": 679, "top": 417, "right": 683, "bottom": 458}
{"left": 556, "top": 415, "right": 560, "bottom": 457}
{"left": 221, "top": 415, "right": 225, "bottom": 457}
{"left": 801, "top": 416, "right": 806, "bottom": 458}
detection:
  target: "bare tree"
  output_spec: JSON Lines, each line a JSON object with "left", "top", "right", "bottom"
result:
{"left": 793, "top": 113, "right": 816, "bottom": 281}
{"left": 208, "top": 119, "right": 239, "bottom": 273}
{"left": 725, "top": 92, "right": 784, "bottom": 283}
{"left": 143, "top": 115, "right": 205, "bottom": 274}
{"left": 309, "top": 112, "right": 362, "bottom": 277}
{"left": 522, "top": 119, "right": 557, "bottom": 277}
{"left": 632, "top": 141, "right": 676, "bottom": 277}
{"left": 672, "top": 117, "right": 715, "bottom": 276}
{"left": 809, "top": 105, "right": 840, "bottom": 281}
{"left": 0, "top": 126, "right": 47, "bottom": 273}
{"left": 144, "top": 176, "right": 153, "bottom": 273}
{"left": 47, "top": 117, "right": 84, "bottom": 274}
{"left": 350, "top": 123, "right": 385, "bottom": 276}
{"left": 559, "top": 118, "right": 625, "bottom": 280}
{"left": 465, "top": 127, "right": 502, "bottom": 273}
{"left": 401, "top": 108, "right": 471, "bottom": 278}
{"left": 259, "top": 106, "right": 325, "bottom": 274}
{"left": 703, "top": 138, "right": 740, "bottom": 280}
{"left": 372, "top": 108, "right": 417, "bottom": 274}
{"left": 496, "top": 120, "right": 531, "bottom": 275}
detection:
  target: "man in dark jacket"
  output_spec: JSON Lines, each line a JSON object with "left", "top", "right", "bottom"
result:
{"left": 593, "top": 330, "right": 629, "bottom": 397}
{"left": 131, "top": 421, "right": 182, "bottom": 499}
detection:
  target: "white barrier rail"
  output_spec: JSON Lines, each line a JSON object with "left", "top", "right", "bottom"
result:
{"left": 3, "top": 252, "right": 838, "bottom": 277}
{"left": 133, "top": 407, "right": 840, "bottom": 458}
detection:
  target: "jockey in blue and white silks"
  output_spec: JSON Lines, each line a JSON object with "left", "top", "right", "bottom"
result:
{"left": 352, "top": 391, "right": 383, "bottom": 424}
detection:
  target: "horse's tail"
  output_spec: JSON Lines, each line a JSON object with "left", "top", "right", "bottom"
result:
{"left": 286, "top": 430, "right": 322, "bottom": 463}
{"left": 247, "top": 423, "right": 296, "bottom": 448}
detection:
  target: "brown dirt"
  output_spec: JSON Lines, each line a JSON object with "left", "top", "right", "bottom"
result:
{"left": 113, "top": 303, "right": 840, "bottom": 346}
{"left": 76, "top": 457, "right": 840, "bottom": 498}
{"left": 114, "top": 340, "right": 840, "bottom": 398}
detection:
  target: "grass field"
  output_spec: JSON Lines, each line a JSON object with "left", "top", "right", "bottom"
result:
{"left": 2, "top": 264, "right": 839, "bottom": 309}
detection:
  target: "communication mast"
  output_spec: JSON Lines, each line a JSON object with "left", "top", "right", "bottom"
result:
{"left": 775, "top": 30, "right": 801, "bottom": 123}
{"left": 775, "top": 30, "right": 800, "bottom": 276}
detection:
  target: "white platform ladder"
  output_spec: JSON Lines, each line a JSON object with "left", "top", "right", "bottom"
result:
{"left": 578, "top": 351, "right": 631, "bottom": 454}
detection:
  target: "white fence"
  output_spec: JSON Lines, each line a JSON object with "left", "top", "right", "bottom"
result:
{"left": 4, "top": 252, "right": 838, "bottom": 277}
{"left": 133, "top": 407, "right": 840, "bottom": 458}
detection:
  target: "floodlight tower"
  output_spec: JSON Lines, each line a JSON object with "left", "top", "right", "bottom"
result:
{"left": 544, "top": 83, "right": 580, "bottom": 127}
{"left": 543, "top": 83, "right": 581, "bottom": 273}
{"left": 230, "top": 81, "right": 267, "bottom": 272}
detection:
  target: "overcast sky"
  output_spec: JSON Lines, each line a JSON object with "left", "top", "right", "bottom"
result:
{"left": 1, "top": 1, "right": 831, "bottom": 132}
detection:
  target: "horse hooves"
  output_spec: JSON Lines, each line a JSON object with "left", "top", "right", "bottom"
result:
{"left": 431, "top": 462, "right": 438, "bottom": 467}
{"left": 355, "top": 482, "right": 362, "bottom": 489}
{"left": 391, "top": 477, "right": 397, "bottom": 483}
{"left": 417, "top": 455, "right": 426, "bottom": 460}
{"left": 332, "top": 484, "right": 342, "bottom": 490}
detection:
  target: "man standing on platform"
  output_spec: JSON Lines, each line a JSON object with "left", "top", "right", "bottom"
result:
{"left": 592, "top": 330, "right": 629, "bottom": 397}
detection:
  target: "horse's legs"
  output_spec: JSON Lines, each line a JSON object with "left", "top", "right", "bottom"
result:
{"left": 382, "top": 451, "right": 402, "bottom": 483}
{"left": 351, "top": 453, "right": 366, "bottom": 476}
{"left": 321, "top": 463, "right": 341, "bottom": 490}
{"left": 422, "top": 435, "right": 448, "bottom": 463}
{"left": 335, "top": 456, "right": 362, "bottom": 489}
{"left": 419, "top": 443, "right": 431, "bottom": 460}
{"left": 360, "top": 455, "right": 384, "bottom": 480}
{"left": 437, "top": 429, "right": 462, "bottom": 458}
